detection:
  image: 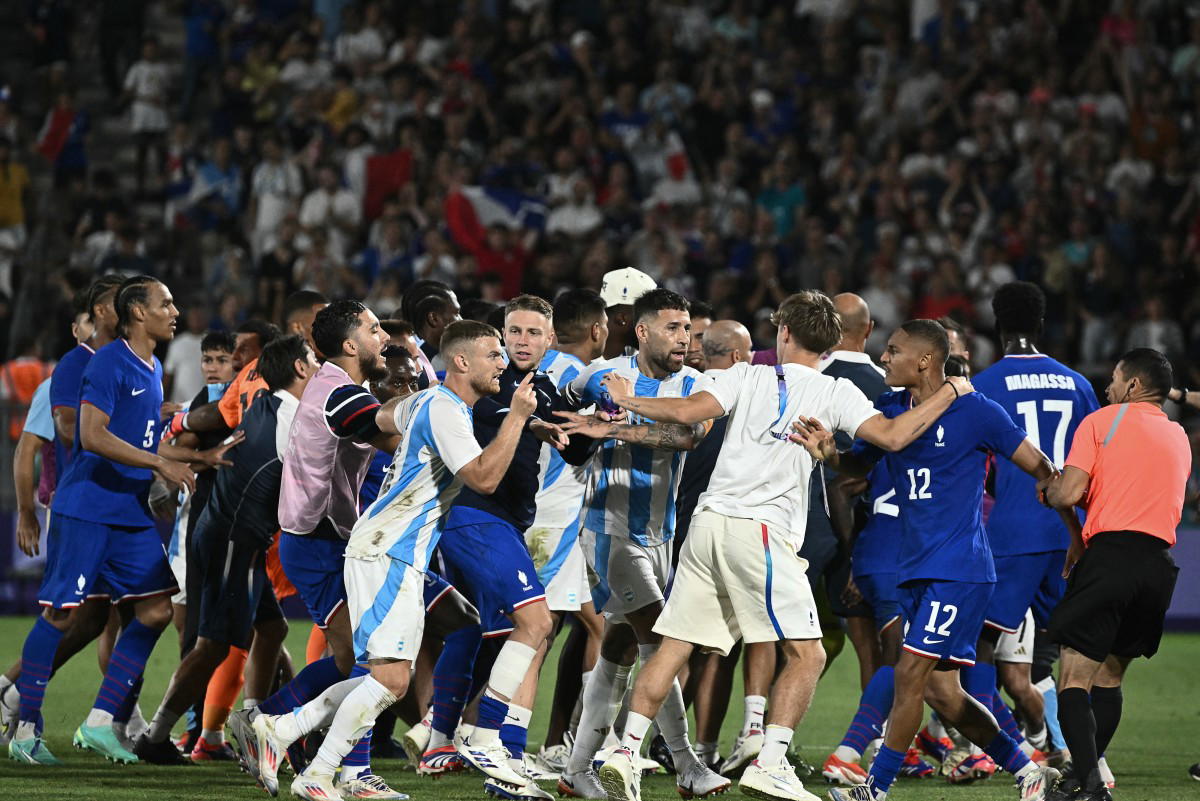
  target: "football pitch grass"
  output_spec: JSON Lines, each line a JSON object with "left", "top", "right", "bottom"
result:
{"left": 0, "top": 617, "right": 1197, "bottom": 801}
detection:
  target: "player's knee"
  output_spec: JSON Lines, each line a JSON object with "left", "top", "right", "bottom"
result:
{"left": 371, "top": 663, "right": 410, "bottom": 698}
{"left": 254, "top": 615, "right": 288, "bottom": 645}
{"left": 134, "top": 596, "right": 173, "bottom": 630}
{"left": 780, "top": 638, "right": 826, "bottom": 675}
{"left": 41, "top": 606, "right": 72, "bottom": 628}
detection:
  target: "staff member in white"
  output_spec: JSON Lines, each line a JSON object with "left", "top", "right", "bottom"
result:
{"left": 587, "top": 291, "right": 970, "bottom": 801}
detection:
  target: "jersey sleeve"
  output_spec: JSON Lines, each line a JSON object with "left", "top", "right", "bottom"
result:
{"left": 1064, "top": 409, "right": 1102, "bottom": 475}
{"left": 830, "top": 378, "right": 880, "bottom": 438}
{"left": 429, "top": 396, "right": 483, "bottom": 474}
{"left": 326, "top": 384, "right": 382, "bottom": 441}
{"left": 80, "top": 355, "right": 121, "bottom": 417}
{"left": 978, "top": 396, "right": 1030, "bottom": 459}
{"left": 566, "top": 362, "right": 616, "bottom": 407}
{"left": 23, "top": 379, "right": 54, "bottom": 441}
{"left": 218, "top": 367, "right": 247, "bottom": 428}
{"left": 49, "top": 351, "right": 83, "bottom": 411}
{"left": 704, "top": 362, "right": 746, "bottom": 414}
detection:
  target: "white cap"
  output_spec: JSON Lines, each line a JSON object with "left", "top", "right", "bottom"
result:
{"left": 600, "top": 267, "right": 657, "bottom": 307}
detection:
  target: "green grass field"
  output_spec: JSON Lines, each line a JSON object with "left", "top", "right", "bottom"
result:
{"left": 0, "top": 617, "right": 1197, "bottom": 800}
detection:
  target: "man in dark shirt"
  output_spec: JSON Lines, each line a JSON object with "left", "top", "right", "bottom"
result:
{"left": 435, "top": 294, "right": 596, "bottom": 790}
{"left": 135, "top": 335, "right": 319, "bottom": 764}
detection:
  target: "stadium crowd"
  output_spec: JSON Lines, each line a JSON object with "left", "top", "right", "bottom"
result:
{"left": 0, "top": 0, "right": 1196, "bottom": 390}
{"left": 0, "top": 4, "right": 1196, "bottom": 801}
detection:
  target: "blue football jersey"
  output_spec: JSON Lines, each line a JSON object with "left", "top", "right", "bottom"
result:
{"left": 973, "top": 354, "right": 1099, "bottom": 555}
{"left": 852, "top": 391, "right": 1027, "bottom": 585}
{"left": 852, "top": 461, "right": 902, "bottom": 577}
{"left": 53, "top": 340, "right": 165, "bottom": 527}
{"left": 48, "top": 342, "right": 95, "bottom": 479}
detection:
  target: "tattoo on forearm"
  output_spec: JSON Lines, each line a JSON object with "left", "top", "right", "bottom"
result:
{"left": 615, "top": 423, "right": 694, "bottom": 450}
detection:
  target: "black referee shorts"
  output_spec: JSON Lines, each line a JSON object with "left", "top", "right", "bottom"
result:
{"left": 191, "top": 515, "right": 283, "bottom": 651}
{"left": 1047, "top": 531, "right": 1178, "bottom": 663}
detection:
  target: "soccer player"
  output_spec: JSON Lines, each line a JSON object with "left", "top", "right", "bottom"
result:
{"left": 8, "top": 276, "right": 218, "bottom": 765}
{"left": 1038, "top": 348, "right": 1190, "bottom": 801}
{"left": 234, "top": 300, "right": 399, "bottom": 799}
{"left": 968, "top": 282, "right": 1099, "bottom": 769}
{"left": 280, "top": 320, "right": 538, "bottom": 801}
{"left": 434, "top": 294, "right": 596, "bottom": 796}
{"left": 795, "top": 320, "right": 1064, "bottom": 801}
{"left": 524, "top": 289, "right": 610, "bottom": 773}
{"left": 592, "top": 293, "right": 968, "bottom": 801}
{"left": 134, "top": 335, "right": 319, "bottom": 764}
{"left": 553, "top": 288, "right": 726, "bottom": 800}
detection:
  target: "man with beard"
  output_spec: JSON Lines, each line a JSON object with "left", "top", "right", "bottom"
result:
{"left": 229, "top": 300, "right": 403, "bottom": 800}
{"left": 256, "top": 320, "right": 539, "bottom": 801}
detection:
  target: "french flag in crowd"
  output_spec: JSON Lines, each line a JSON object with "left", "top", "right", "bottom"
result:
{"left": 447, "top": 185, "right": 547, "bottom": 232}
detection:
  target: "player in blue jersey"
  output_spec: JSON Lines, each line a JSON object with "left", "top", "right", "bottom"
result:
{"left": 969, "top": 283, "right": 1100, "bottom": 767}
{"left": 10, "top": 276, "right": 238, "bottom": 766}
{"left": 800, "top": 320, "right": 1068, "bottom": 801}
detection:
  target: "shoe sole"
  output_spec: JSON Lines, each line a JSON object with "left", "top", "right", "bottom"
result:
{"left": 820, "top": 768, "right": 866, "bottom": 786}
{"left": 740, "top": 783, "right": 809, "bottom": 801}
{"left": 72, "top": 733, "right": 136, "bottom": 765}
{"left": 678, "top": 780, "right": 732, "bottom": 798}
{"left": 597, "top": 764, "right": 638, "bottom": 801}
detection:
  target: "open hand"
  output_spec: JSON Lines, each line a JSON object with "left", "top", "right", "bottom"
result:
{"left": 155, "top": 457, "right": 196, "bottom": 494}
{"left": 554, "top": 410, "right": 615, "bottom": 439}
{"left": 529, "top": 419, "right": 569, "bottom": 451}
{"left": 197, "top": 430, "right": 246, "bottom": 469}
{"left": 789, "top": 416, "right": 837, "bottom": 462}
{"left": 16, "top": 508, "right": 40, "bottom": 557}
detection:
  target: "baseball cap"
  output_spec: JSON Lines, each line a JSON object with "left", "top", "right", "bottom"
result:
{"left": 600, "top": 267, "right": 657, "bottom": 307}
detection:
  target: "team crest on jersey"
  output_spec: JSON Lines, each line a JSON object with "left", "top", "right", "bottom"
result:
{"left": 75, "top": 574, "right": 87, "bottom": 594}
{"left": 935, "top": 425, "right": 946, "bottom": 447}
{"left": 518, "top": 570, "right": 532, "bottom": 590}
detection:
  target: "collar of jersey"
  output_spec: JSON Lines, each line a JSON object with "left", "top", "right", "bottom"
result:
{"left": 121, "top": 339, "right": 156, "bottom": 372}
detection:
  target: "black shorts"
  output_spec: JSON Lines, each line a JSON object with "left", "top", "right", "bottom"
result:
{"left": 192, "top": 516, "right": 283, "bottom": 650}
{"left": 1047, "top": 531, "right": 1178, "bottom": 663}
{"left": 801, "top": 503, "right": 870, "bottom": 619}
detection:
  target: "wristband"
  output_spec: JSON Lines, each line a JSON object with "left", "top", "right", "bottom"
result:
{"left": 1172, "top": 387, "right": 1189, "bottom": 404}
{"left": 943, "top": 379, "right": 959, "bottom": 400}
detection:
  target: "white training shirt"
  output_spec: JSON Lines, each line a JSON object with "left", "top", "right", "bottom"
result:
{"left": 696, "top": 361, "right": 878, "bottom": 541}
{"left": 564, "top": 354, "right": 714, "bottom": 546}
{"left": 532, "top": 349, "right": 591, "bottom": 529}
{"left": 346, "top": 386, "right": 482, "bottom": 570}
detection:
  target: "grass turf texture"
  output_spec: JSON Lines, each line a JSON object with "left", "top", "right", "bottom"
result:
{"left": 0, "top": 617, "right": 1197, "bottom": 800}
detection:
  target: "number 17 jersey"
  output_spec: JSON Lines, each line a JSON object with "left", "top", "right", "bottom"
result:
{"left": 973, "top": 354, "right": 1099, "bottom": 556}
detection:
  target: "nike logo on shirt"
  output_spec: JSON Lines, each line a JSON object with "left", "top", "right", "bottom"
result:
{"left": 131, "top": 388, "right": 147, "bottom": 396}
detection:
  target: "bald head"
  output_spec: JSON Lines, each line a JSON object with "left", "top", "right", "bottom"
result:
{"left": 702, "top": 320, "right": 753, "bottom": 370}
{"left": 832, "top": 293, "right": 873, "bottom": 352}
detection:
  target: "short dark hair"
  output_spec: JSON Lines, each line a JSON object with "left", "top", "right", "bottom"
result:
{"left": 991, "top": 281, "right": 1046, "bottom": 338}
{"left": 201, "top": 330, "right": 236, "bottom": 353}
{"left": 259, "top": 334, "right": 310, "bottom": 392}
{"left": 553, "top": 289, "right": 607, "bottom": 343}
{"left": 771, "top": 291, "right": 842, "bottom": 354}
{"left": 900, "top": 319, "right": 950, "bottom": 364}
{"left": 1118, "top": 347, "right": 1173, "bottom": 397}
{"left": 312, "top": 300, "right": 368, "bottom": 359}
{"left": 689, "top": 300, "right": 715, "bottom": 321}
{"left": 283, "top": 290, "right": 329, "bottom": 324}
{"left": 633, "top": 288, "right": 690, "bottom": 326}
{"left": 945, "top": 354, "right": 971, "bottom": 378}
{"left": 440, "top": 319, "right": 501, "bottom": 358}
{"left": 936, "top": 315, "right": 966, "bottom": 339}
{"left": 460, "top": 298, "right": 498, "bottom": 323}
{"left": 114, "top": 275, "right": 160, "bottom": 337}
{"left": 236, "top": 318, "right": 282, "bottom": 349}
{"left": 381, "top": 319, "right": 415, "bottom": 339}
{"left": 87, "top": 274, "right": 125, "bottom": 323}
{"left": 401, "top": 279, "right": 452, "bottom": 323}
{"left": 413, "top": 292, "right": 454, "bottom": 335}
{"left": 505, "top": 294, "right": 553, "bottom": 320}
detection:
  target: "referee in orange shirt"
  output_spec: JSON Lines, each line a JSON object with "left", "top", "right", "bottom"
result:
{"left": 1038, "top": 348, "right": 1192, "bottom": 801}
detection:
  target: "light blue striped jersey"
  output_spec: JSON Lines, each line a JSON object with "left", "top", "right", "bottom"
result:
{"left": 564, "top": 354, "right": 714, "bottom": 546}
{"left": 532, "top": 349, "right": 590, "bottom": 529}
{"left": 346, "top": 386, "right": 482, "bottom": 571}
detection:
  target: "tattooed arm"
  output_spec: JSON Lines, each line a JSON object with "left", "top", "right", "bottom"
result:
{"left": 605, "top": 420, "right": 710, "bottom": 451}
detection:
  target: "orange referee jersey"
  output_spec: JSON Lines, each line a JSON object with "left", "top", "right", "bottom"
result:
{"left": 1065, "top": 401, "right": 1191, "bottom": 546}
{"left": 218, "top": 358, "right": 296, "bottom": 600}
